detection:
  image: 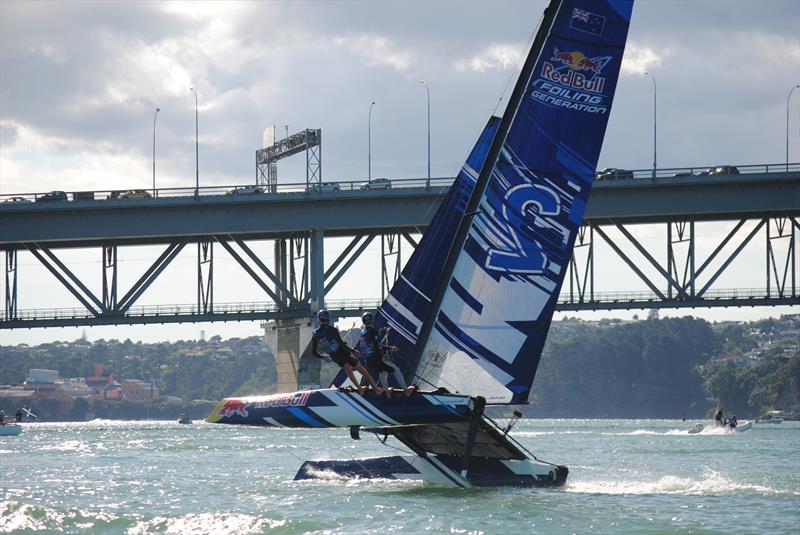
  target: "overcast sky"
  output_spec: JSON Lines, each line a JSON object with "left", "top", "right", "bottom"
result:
{"left": 1, "top": 1, "right": 799, "bottom": 345}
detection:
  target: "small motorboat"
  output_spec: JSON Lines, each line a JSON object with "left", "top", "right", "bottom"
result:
{"left": 717, "top": 420, "right": 751, "bottom": 432}
{"left": 0, "top": 423, "right": 22, "bottom": 436}
{"left": 756, "top": 411, "right": 784, "bottom": 424}
{"left": 731, "top": 420, "right": 751, "bottom": 432}
{"left": 688, "top": 420, "right": 751, "bottom": 434}
{"left": 177, "top": 414, "right": 192, "bottom": 425}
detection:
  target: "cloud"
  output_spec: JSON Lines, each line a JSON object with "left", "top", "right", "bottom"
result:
{"left": 334, "top": 34, "right": 412, "bottom": 72}
{"left": 621, "top": 43, "right": 665, "bottom": 76}
{"left": 0, "top": 121, "right": 20, "bottom": 146}
{"left": 453, "top": 44, "right": 525, "bottom": 73}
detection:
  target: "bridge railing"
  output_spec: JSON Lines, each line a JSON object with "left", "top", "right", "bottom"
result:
{"left": 601, "top": 162, "right": 800, "bottom": 181}
{"left": 560, "top": 287, "right": 791, "bottom": 304}
{"left": 2, "top": 162, "right": 797, "bottom": 203}
{"left": 2, "top": 288, "right": 792, "bottom": 324}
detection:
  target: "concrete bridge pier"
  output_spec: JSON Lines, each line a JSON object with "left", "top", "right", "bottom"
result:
{"left": 263, "top": 228, "right": 326, "bottom": 393}
{"left": 263, "top": 318, "right": 319, "bottom": 392}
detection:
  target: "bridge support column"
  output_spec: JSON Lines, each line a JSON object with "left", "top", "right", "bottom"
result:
{"left": 289, "top": 237, "right": 308, "bottom": 303}
{"left": 667, "top": 221, "right": 695, "bottom": 299}
{"left": 568, "top": 225, "right": 594, "bottom": 304}
{"left": 310, "top": 229, "right": 324, "bottom": 315}
{"left": 274, "top": 239, "right": 288, "bottom": 307}
{"left": 5, "top": 250, "right": 17, "bottom": 320}
{"left": 102, "top": 245, "right": 118, "bottom": 311}
{"left": 198, "top": 239, "right": 213, "bottom": 314}
{"left": 263, "top": 318, "right": 317, "bottom": 393}
{"left": 381, "top": 232, "right": 402, "bottom": 300}
{"left": 766, "top": 217, "right": 798, "bottom": 298}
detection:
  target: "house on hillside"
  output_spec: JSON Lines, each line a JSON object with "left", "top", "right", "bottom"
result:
{"left": 121, "top": 380, "right": 159, "bottom": 401}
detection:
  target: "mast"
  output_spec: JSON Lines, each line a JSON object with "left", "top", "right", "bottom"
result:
{"left": 405, "top": 0, "right": 565, "bottom": 384}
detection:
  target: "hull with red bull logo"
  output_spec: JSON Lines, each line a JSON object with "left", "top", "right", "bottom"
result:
{"left": 207, "top": 388, "right": 473, "bottom": 428}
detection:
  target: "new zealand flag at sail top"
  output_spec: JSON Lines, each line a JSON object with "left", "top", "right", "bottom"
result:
{"left": 347, "top": 0, "right": 634, "bottom": 405}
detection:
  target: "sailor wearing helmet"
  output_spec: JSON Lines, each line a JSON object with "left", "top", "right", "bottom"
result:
{"left": 311, "top": 309, "right": 383, "bottom": 395}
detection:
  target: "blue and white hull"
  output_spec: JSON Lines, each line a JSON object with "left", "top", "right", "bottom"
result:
{"left": 296, "top": 454, "right": 568, "bottom": 488}
{"left": 209, "top": 389, "right": 567, "bottom": 488}
{"left": 208, "top": 388, "right": 473, "bottom": 428}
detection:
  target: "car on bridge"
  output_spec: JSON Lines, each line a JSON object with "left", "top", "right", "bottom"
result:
{"left": 3, "top": 196, "right": 32, "bottom": 203}
{"left": 359, "top": 178, "right": 392, "bottom": 190}
{"left": 595, "top": 168, "right": 634, "bottom": 180}
{"left": 119, "top": 190, "right": 153, "bottom": 200}
{"left": 306, "top": 182, "right": 341, "bottom": 193}
{"left": 37, "top": 191, "right": 68, "bottom": 202}
{"left": 72, "top": 191, "right": 95, "bottom": 201}
{"left": 227, "top": 185, "right": 264, "bottom": 195}
{"left": 708, "top": 165, "right": 740, "bottom": 176}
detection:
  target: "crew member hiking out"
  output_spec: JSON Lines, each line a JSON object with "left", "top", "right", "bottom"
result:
{"left": 312, "top": 310, "right": 383, "bottom": 395}
{"left": 356, "top": 312, "right": 416, "bottom": 399}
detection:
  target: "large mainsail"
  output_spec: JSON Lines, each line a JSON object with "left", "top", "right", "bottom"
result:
{"left": 378, "top": 0, "right": 633, "bottom": 403}
{"left": 331, "top": 116, "right": 499, "bottom": 389}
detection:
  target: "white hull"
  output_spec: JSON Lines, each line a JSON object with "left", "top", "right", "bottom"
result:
{"left": 734, "top": 420, "right": 752, "bottom": 432}
{"left": 688, "top": 420, "right": 751, "bottom": 434}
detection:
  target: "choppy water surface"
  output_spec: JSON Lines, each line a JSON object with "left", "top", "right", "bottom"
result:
{"left": 1, "top": 419, "right": 798, "bottom": 534}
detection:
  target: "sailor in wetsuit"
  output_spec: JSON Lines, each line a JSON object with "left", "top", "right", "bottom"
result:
{"left": 355, "top": 312, "right": 416, "bottom": 398}
{"left": 311, "top": 309, "right": 383, "bottom": 395}
{"left": 728, "top": 414, "right": 737, "bottom": 429}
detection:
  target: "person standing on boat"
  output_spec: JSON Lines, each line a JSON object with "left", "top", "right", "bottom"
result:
{"left": 0, "top": 410, "right": 5, "bottom": 424}
{"left": 715, "top": 407, "right": 724, "bottom": 426}
{"left": 312, "top": 310, "right": 383, "bottom": 396}
{"left": 728, "top": 414, "right": 737, "bottom": 429}
{"left": 14, "top": 407, "right": 22, "bottom": 423}
{"left": 356, "top": 312, "right": 415, "bottom": 398}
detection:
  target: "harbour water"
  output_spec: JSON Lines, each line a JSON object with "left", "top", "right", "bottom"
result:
{"left": 1, "top": 419, "right": 798, "bottom": 534}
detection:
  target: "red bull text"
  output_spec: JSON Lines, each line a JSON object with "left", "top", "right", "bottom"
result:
{"left": 531, "top": 47, "right": 611, "bottom": 115}
{"left": 541, "top": 62, "right": 605, "bottom": 93}
{"left": 252, "top": 391, "right": 311, "bottom": 409}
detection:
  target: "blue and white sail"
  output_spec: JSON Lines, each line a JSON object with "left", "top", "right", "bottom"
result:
{"left": 362, "top": 117, "right": 501, "bottom": 378}
{"left": 378, "top": 0, "right": 634, "bottom": 404}
{"left": 210, "top": 0, "right": 633, "bottom": 488}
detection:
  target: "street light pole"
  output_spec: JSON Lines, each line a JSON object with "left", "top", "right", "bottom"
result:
{"left": 368, "top": 101, "right": 375, "bottom": 181}
{"left": 152, "top": 106, "right": 159, "bottom": 196}
{"left": 420, "top": 80, "right": 430, "bottom": 188}
{"left": 190, "top": 87, "right": 199, "bottom": 196}
{"left": 644, "top": 71, "right": 657, "bottom": 178}
{"left": 786, "top": 84, "right": 800, "bottom": 171}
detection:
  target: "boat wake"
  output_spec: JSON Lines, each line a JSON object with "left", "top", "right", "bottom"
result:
{"left": 567, "top": 469, "right": 784, "bottom": 496}
{"left": 607, "top": 427, "right": 744, "bottom": 436}
{"left": 130, "top": 512, "right": 287, "bottom": 533}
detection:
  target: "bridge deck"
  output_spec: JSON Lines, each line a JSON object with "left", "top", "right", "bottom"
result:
{"left": 1, "top": 166, "right": 798, "bottom": 249}
{"left": 2, "top": 164, "right": 798, "bottom": 329}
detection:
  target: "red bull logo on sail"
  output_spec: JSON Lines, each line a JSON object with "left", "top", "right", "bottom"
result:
{"left": 541, "top": 47, "right": 609, "bottom": 94}
{"left": 551, "top": 50, "right": 600, "bottom": 73}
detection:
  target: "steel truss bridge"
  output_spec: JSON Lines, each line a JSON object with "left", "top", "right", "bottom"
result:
{"left": 1, "top": 163, "right": 798, "bottom": 329}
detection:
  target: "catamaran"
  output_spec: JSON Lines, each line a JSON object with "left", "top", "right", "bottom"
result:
{"left": 209, "top": 0, "right": 633, "bottom": 487}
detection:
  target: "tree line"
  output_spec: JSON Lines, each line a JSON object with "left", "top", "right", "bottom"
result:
{"left": 1, "top": 316, "right": 797, "bottom": 420}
